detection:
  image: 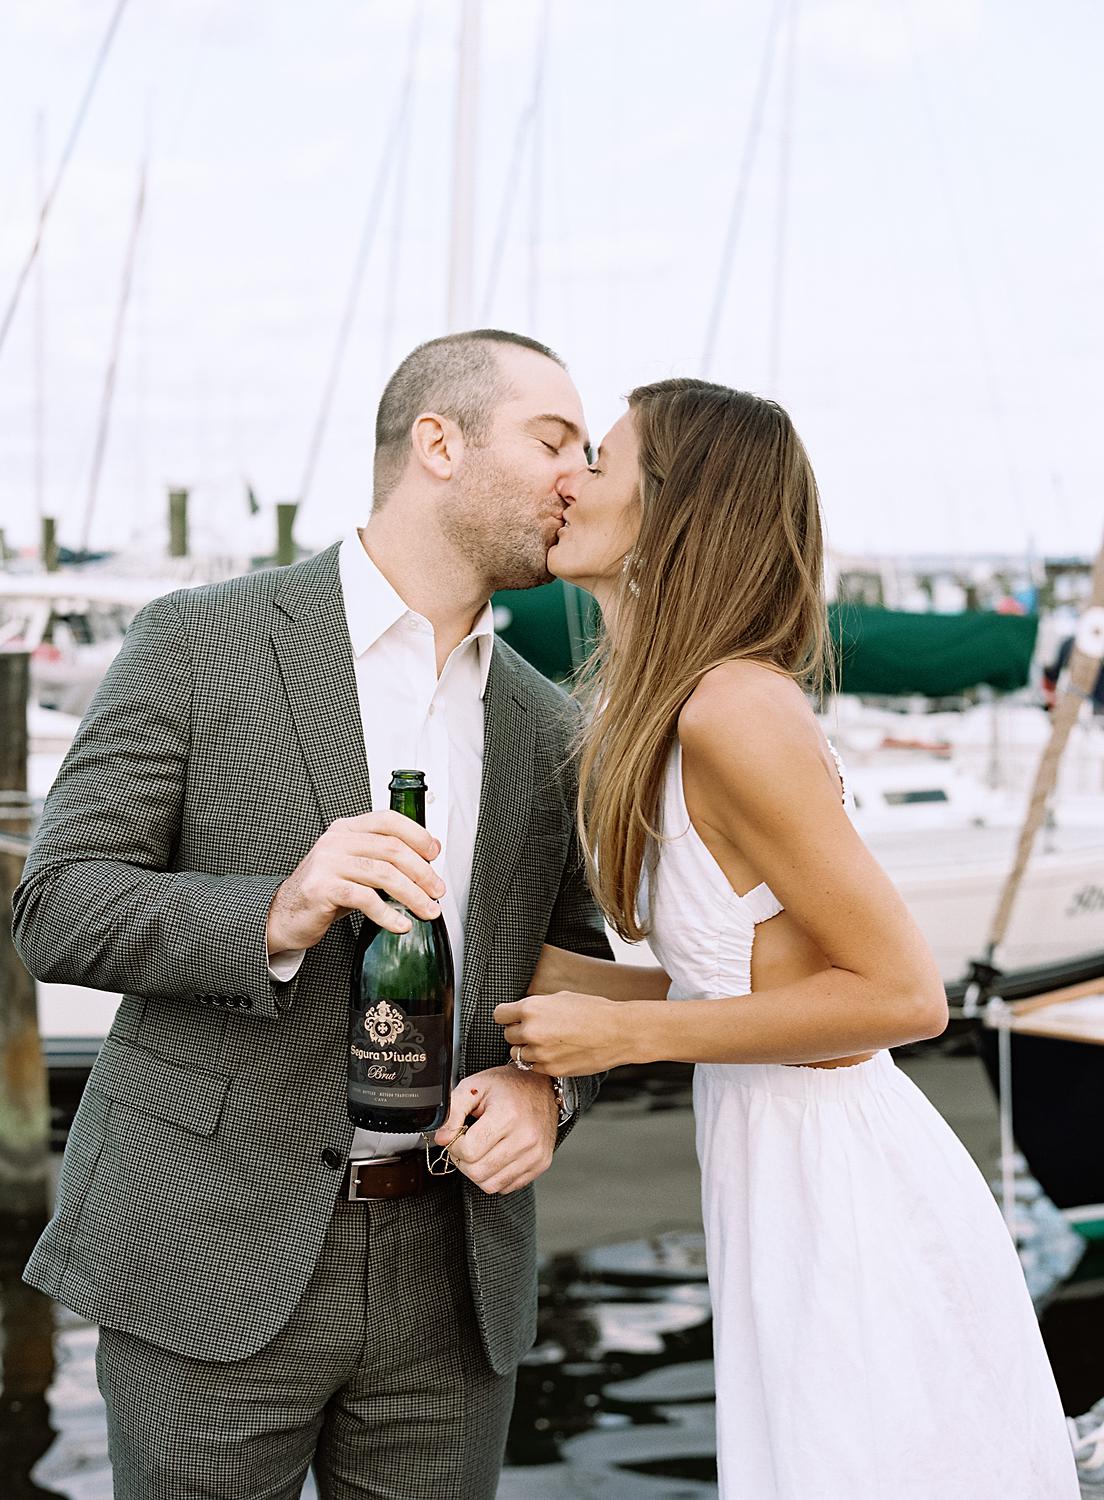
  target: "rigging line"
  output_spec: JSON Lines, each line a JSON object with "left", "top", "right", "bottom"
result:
{"left": 906, "top": 22, "right": 1059, "bottom": 539}
{"left": 701, "top": 0, "right": 787, "bottom": 376}
{"left": 479, "top": 105, "right": 535, "bottom": 321}
{"left": 447, "top": 0, "right": 482, "bottom": 330}
{"left": 548, "top": 57, "right": 577, "bottom": 349}
{"left": 380, "top": 2, "right": 426, "bottom": 385}
{"left": 77, "top": 159, "right": 147, "bottom": 556}
{"left": 298, "top": 8, "right": 423, "bottom": 510}
{"left": 161, "top": 0, "right": 222, "bottom": 160}
{"left": 767, "top": 0, "right": 799, "bottom": 393}
{"left": 896, "top": 0, "right": 1027, "bottom": 532}
{"left": 528, "top": 0, "right": 553, "bottom": 331}
{"left": 0, "top": 0, "right": 132, "bottom": 359}
{"left": 480, "top": 6, "right": 549, "bottom": 324}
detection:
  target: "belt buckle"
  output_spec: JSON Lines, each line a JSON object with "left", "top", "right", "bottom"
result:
{"left": 347, "top": 1154, "right": 403, "bottom": 1202}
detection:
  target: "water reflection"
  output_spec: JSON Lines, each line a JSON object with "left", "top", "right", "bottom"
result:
{"left": 6, "top": 1084, "right": 1104, "bottom": 1498}
{"left": 507, "top": 1232, "right": 717, "bottom": 1492}
{"left": 1042, "top": 1241, "right": 1104, "bottom": 1418}
{"left": 2, "top": 1225, "right": 721, "bottom": 1500}
{"left": 1, "top": 1223, "right": 64, "bottom": 1500}
{"left": 31, "top": 1312, "right": 111, "bottom": 1500}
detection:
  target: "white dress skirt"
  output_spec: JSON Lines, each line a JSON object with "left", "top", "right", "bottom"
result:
{"left": 639, "top": 742, "right": 1079, "bottom": 1499}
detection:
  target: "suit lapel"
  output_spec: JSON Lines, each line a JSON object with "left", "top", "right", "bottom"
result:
{"left": 271, "top": 544, "right": 372, "bottom": 940}
{"left": 461, "top": 643, "right": 536, "bottom": 1043}
{"left": 271, "top": 552, "right": 539, "bottom": 988}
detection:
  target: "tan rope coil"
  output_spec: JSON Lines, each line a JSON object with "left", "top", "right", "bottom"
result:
{"left": 986, "top": 528, "right": 1104, "bottom": 957}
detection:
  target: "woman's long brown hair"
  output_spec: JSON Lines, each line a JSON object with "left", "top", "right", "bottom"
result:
{"left": 575, "top": 378, "right": 831, "bottom": 940}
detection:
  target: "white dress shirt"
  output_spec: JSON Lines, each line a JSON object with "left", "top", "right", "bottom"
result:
{"left": 272, "top": 531, "right": 495, "bottom": 1161}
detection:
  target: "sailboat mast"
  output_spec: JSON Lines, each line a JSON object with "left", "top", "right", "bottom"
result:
{"left": 447, "top": 0, "right": 480, "bottom": 331}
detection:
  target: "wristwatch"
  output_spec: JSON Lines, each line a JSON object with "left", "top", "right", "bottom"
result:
{"left": 551, "top": 1075, "right": 576, "bottom": 1127}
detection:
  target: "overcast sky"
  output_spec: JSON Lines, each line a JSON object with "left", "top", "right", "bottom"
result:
{"left": 0, "top": 0, "right": 1100, "bottom": 562}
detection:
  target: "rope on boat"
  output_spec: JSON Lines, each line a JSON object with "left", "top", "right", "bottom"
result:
{"left": 984, "top": 528, "right": 1104, "bottom": 960}
{"left": 985, "top": 994, "right": 1017, "bottom": 1231}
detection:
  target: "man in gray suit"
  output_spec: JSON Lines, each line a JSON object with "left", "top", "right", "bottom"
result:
{"left": 14, "top": 329, "right": 612, "bottom": 1499}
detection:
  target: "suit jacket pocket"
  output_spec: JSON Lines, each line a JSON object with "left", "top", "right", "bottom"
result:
{"left": 88, "top": 1036, "right": 231, "bottom": 1136}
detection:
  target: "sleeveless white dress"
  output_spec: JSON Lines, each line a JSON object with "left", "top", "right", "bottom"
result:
{"left": 639, "top": 739, "right": 1079, "bottom": 1499}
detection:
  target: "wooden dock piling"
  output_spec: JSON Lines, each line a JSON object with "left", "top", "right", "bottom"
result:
{"left": 0, "top": 651, "right": 50, "bottom": 1229}
{"left": 276, "top": 502, "right": 297, "bottom": 567}
{"left": 168, "top": 487, "right": 189, "bottom": 559}
{"left": 39, "top": 517, "right": 57, "bottom": 574}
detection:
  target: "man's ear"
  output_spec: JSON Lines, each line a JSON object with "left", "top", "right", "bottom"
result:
{"left": 411, "top": 412, "right": 462, "bottom": 480}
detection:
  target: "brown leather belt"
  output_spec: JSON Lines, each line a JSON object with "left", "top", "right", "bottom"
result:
{"left": 341, "top": 1153, "right": 430, "bottom": 1201}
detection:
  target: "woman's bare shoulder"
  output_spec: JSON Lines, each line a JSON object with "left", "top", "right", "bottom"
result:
{"left": 675, "top": 662, "right": 838, "bottom": 821}
{"left": 678, "top": 660, "right": 813, "bottom": 756}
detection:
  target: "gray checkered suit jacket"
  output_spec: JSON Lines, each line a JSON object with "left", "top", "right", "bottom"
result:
{"left": 15, "top": 544, "right": 611, "bottom": 1374}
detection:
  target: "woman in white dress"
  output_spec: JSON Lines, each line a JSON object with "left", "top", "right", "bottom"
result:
{"left": 494, "top": 379, "right": 1079, "bottom": 1499}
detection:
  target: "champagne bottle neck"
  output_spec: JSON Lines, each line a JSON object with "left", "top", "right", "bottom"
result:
{"left": 389, "top": 787, "right": 426, "bottom": 826}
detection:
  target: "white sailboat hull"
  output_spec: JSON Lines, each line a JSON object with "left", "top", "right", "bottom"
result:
{"left": 29, "top": 705, "right": 1104, "bottom": 1041}
{"left": 870, "top": 833, "right": 1104, "bottom": 981}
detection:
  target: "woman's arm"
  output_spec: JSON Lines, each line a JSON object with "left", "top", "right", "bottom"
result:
{"left": 529, "top": 943, "right": 671, "bottom": 1003}
{"left": 498, "top": 664, "right": 947, "bottom": 1074}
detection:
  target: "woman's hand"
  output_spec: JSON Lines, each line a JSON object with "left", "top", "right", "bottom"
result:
{"left": 494, "top": 992, "right": 636, "bottom": 1076}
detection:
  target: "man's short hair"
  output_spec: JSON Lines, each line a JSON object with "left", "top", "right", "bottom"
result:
{"left": 372, "top": 329, "right": 565, "bottom": 504}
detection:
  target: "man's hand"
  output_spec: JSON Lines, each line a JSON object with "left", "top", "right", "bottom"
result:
{"left": 266, "top": 811, "right": 444, "bottom": 955}
{"left": 433, "top": 1066, "right": 558, "bottom": 1195}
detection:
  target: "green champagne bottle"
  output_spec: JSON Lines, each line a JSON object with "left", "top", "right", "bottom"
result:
{"left": 347, "top": 770, "right": 456, "bottom": 1132}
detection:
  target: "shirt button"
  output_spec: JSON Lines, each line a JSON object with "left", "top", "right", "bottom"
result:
{"left": 321, "top": 1148, "right": 343, "bottom": 1170}
{"left": 427, "top": 791, "right": 436, "bottom": 804}
{"left": 427, "top": 703, "right": 436, "bottom": 717}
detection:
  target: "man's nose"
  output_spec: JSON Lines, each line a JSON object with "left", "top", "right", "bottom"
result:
{"left": 555, "top": 469, "right": 584, "bottom": 501}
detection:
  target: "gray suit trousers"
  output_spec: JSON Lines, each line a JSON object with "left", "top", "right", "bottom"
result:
{"left": 95, "top": 1179, "right": 515, "bottom": 1499}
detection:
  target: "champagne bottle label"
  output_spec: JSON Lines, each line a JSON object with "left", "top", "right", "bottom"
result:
{"left": 348, "top": 998, "right": 448, "bottom": 1110}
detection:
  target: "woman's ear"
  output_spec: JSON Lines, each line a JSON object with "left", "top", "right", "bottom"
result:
{"left": 411, "top": 411, "right": 462, "bottom": 481}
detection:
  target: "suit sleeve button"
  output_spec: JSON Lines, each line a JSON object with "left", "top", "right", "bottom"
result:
{"left": 321, "top": 1148, "right": 343, "bottom": 1170}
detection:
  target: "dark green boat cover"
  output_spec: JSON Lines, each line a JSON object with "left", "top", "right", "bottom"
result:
{"left": 492, "top": 583, "right": 1040, "bottom": 697}
{"left": 492, "top": 580, "right": 598, "bottom": 683}
{"left": 827, "top": 603, "right": 1039, "bottom": 695}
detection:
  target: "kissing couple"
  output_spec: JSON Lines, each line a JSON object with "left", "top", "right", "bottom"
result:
{"left": 17, "top": 329, "right": 1078, "bottom": 1497}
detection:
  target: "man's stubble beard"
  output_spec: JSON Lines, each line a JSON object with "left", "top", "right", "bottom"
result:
{"left": 440, "top": 449, "right": 555, "bottom": 593}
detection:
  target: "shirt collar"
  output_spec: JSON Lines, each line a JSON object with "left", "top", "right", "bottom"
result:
{"left": 465, "top": 599, "right": 496, "bottom": 700}
{"left": 339, "top": 532, "right": 496, "bottom": 699}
